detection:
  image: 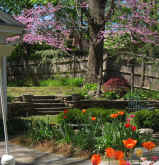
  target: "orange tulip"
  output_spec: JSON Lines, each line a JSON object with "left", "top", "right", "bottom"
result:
{"left": 119, "top": 159, "right": 127, "bottom": 165}
{"left": 114, "top": 150, "right": 124, "bottom": 160}
{"left": 110, "top": 113, "right": 118, "bottom": 118}
{"left": 91, "top": 154, "right": 101, "bottom": 165}
{"left": 142, "top": 141, "right": 156, "bottom": 151}
{"left": 82, "top": 109, "right": 86, "bottom": 113}
{"left": 105, "top": 147, "right": 115, "bottom": 158}
{"left": 91, "top": 116, "right": 96, "bottom": 121}
{"left": 118, "top": 111, "right": 125, "bottom": 116}
{"left": 123, "top": 138, "right": 137, "bottom": 149}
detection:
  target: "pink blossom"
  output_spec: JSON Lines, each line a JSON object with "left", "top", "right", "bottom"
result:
{"left": 80, "top": 2, "right": 88, "bottom": 8}
{"left": 126, "top": 161, "right": 131, "bottom": 165}
{"left": 140, "top": 157, "right": 147, "bottom": 161}
{"left": 126, "top": 118, "right": 131, "bottom": 122}
{"left": 151, "top": 156, "right": 158, "bottom": 161}
{"left": 130, "top": 114, "right": 135, "bottom": 118}
{"left": 6, "top": 35, "right": 20, "bottom": 42}
{"left": 13, "top": 3, "right": 69, "bottom": 50}
{"left": 104, "top": 0, "right": 159, "bottom": 47}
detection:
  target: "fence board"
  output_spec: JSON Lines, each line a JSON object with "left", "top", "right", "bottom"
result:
{"left": 7, "top": 57, "right": 159, "bottom": 90}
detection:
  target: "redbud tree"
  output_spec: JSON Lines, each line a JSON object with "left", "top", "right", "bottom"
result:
{"left": 7, "top": 0, "right": 159, "bottom": 84}
{"left": 12, "top": 3, "right": 71, "bottom": 50}
{"left": 103, "top": 0, "right": 159, "bottom": 91}
{"left": 104, "top": 0, "right": 159, "bottom": 55}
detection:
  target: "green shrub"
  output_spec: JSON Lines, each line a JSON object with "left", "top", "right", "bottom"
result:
{"left": 83, "top": 83, "right": 97, "bottom": 91}
{"left": 103, "top": 91, "right": 120, "bottom": 100}
{"left": 8, "top": 78, "right": 36, "bottom": 87}
{"left": 123, "top": 91, "right": 140, "bottom": 100}
{"left": 7, "top": 95, "right": 15, "bottom": 103}
{"left": 0, "top": 118, "right": 31, "bottom": 138}
{"left": 57, "top": 109, "right": 87, "bottom": 125}
{"left": 134, "top": 109, "right": 159, "bottom": 131}
{"left": 7, "top": 118, "right": 31, "bottom": 135}
{"left": 80, "top": 83, "right": 97, "bottom": 98}
{"left": 150, "top": 90, "right": 159, "bottom": 100}
{"left": 123, "top": 89, "right": 159, "bottom": 100}
{"left": 27, "top": 119, "right": 62, "bottom": 143}
{"left": 8, "top": 80, "right": 26, "bottom": 87}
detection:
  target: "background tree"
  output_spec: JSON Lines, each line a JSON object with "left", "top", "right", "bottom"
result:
{"left": 11, "top": 0, "right": 117, "bottom": 85}
{"left": 103, "top": 0, "right": 159, "bottom": 92}
{"left": 5, "top": 0, "right": 159, "bottom": 90}
{"left": 0, "top": 0, "right": 33, "bottom": 14}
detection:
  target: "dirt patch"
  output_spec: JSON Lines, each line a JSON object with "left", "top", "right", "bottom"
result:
{"left": 10, "top": 135, "right": 33, "bottom": 147}
{"left": 9, "top": 136, "right": 91, "bottom": 159}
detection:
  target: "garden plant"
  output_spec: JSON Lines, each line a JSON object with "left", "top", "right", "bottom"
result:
{"left": 15, "top": 108, "right": 158, "bottom": 165}
{"left": 2, "top": 0, "right": 159, "bottom": 165}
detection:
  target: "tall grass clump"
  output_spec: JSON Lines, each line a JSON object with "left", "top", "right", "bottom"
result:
{"left": 39, "top": 77, "right": 83, "bottom": 87}
{"left": 39, "top": 79, "right": 64, "bottom": 87}
{"left": 64, "top": 77, "right": 83, "bottom": 86}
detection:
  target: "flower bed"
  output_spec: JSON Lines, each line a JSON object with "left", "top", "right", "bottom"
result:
{"left": 58, "top": 109, "right": 159, "bottom": 165}
{"left": 21, "top": 108, "right": 158, "bottom": 165}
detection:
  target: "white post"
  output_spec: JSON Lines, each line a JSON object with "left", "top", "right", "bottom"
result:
{"left": 2, "top": 56, "right": 8, "bottom": 118}
{"left": 0, "top": 56, "right": 15, "bottom": 165}
{"left": 0, "top": 56, "right": 9, "bottom": 153}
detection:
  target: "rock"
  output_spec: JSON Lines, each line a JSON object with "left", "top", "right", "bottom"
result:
{"left": 88, "top": 90, "right": 96, "bottom": 97}
{"left": 141, "top": 160, "right": 153, "bottom": 165}
{"left": 138, "top": 128, "right": 154, "bottom": 134}
{"left": 153, "top": 161, "right": 159, "bottom": 165}
{"left": 1, "top": 154, "right": 15, "bottom": 165}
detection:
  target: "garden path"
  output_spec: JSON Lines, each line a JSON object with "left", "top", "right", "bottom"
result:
{"left": 0, "top": 141, "right": 91, "bottom": 165}
{"left": 0, "top": 141, "right": 159, "bottom": 165}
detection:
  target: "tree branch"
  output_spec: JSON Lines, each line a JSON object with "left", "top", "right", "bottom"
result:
{"left": 105, "top": 0, "right": 115, "bottom": 21}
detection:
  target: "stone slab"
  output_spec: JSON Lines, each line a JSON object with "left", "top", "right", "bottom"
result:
{"left": 0, "top": 142, "right": 159, "bottom": 165}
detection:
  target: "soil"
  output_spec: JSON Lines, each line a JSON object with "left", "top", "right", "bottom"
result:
{"left": 9, "top": 135, "right": 91, "bottom": 159}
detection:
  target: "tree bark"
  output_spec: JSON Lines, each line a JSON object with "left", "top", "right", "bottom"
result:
{"left": 131, "top": 64, "right": 135, "bottom": 94}
{"left": 140, "top": 58, "right": 145, "bottom": 88}
{"left": 86, "top": 0, "right": 106, "bottom": 83}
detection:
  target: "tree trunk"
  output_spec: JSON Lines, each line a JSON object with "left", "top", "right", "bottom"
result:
{"left": 131, "top": 64, "right": 135, "bottom": 94}
{"left": 86, "top": 0, "right": 106, "bottom": 83}
{"left": 140, "top": 58, "right": 145, "bottom": 88}
{"left": 73, "top": 54, "right": 76, "bottom": 78}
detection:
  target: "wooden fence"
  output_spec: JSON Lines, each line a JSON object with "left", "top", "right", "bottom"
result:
{"left": 7, "top": 56, "right": 159, "bottom": 90}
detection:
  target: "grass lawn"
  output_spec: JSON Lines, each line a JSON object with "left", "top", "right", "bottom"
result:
{"left": 7, "top": 86, "right": 82, "bottom": 97}
{"left": 22, "top": 115, "right": 59, "bottom": 124}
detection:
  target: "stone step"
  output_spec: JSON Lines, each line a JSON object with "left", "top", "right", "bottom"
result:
{"left": 32, "top": 95, "right": 57, "bottom": 99}
{"left": 32, "top": 111, "right": 64, "bottom": 115}
{"left": 32, "top": 99, "right": 62, "bottom": 103}
{"left": 32, "top": 103, "right": 65, "bottom": 108}
{"left": 32, "top": 107, "right": 72, "bottom": 112}
{"left": 152, "top": 133, "right": 159, "bottom": 138}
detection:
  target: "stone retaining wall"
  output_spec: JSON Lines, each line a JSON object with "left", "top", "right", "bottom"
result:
{"left": 7, "top": 97, "right": 159, "bottom": 117}
{"left": 8, "top": 103, "right": 32, "bottom": 117}
{"left": 66, "top": 100, "right": 128, "bottom": 109}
